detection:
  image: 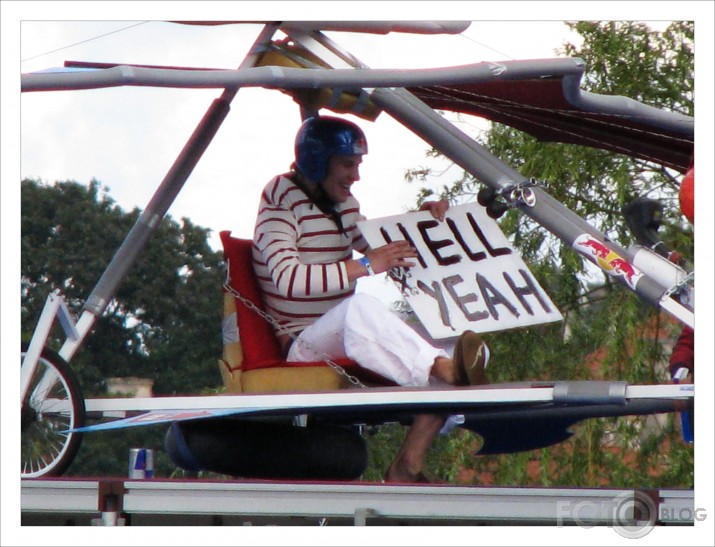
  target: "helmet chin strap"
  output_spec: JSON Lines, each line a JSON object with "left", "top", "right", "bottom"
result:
{"left": 291, "top": 169, "right": 346, "bottom": 236}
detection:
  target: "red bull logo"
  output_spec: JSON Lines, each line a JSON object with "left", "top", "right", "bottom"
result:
{"left": 609, "top": 258, "right": 640, "bottom": 286}
{"left": 573, "top": 234, "right": 643, "bottom": 289}
{"left": 579, "top": 238, "right": 611, "bottom": 259}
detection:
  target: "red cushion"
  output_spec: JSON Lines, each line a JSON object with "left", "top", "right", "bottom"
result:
{"left": 220, "top": 231, "right": 284, "bottom": 366}
{"left": 219, "top": 231, "right": 393, "bottom": 385}
{"left": 219, "top": 231, "right": 361, "bottom": 369}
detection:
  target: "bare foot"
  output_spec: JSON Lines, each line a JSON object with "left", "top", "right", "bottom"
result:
{"left": 384, "top": 460, "right": 418, "bottom": 483}
{"left": 384, "top": 462, "right": 439, "bottom": 484}
{"left": 430, "top": 356, "right": 459, "bottom": 385}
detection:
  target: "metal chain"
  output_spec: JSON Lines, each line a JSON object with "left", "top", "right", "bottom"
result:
{"left": 223, "top": 266, "right": 366, "bottom": 388}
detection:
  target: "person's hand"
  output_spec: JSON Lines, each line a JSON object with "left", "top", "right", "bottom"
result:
{"left": 419, "top": 198, "right": 449, "bottom": 221}
{"left": 365, "top": 241, "right": 418, "bottom": 274}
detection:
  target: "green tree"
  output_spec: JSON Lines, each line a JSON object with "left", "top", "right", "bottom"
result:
{"left": 376, "top": 21, "right": 694, "bottom": 487}
{"left": 22, "top": 177, "right": 226, "bottom": 395}
{"left": 22, "top": 178, "right": 226, "bottom": 476}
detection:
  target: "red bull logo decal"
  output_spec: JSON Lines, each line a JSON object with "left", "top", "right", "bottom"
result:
{"left": 573, "top": 234, "right": 643, "bottom": 289}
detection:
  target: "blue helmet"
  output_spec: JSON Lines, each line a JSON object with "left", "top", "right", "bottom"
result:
{"left": 294, "top": 116, "right": 368, "bottom": 184}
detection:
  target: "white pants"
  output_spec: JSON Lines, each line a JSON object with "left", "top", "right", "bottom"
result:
{"left": 286, "top": 293, "right": 449, "bottom": 387}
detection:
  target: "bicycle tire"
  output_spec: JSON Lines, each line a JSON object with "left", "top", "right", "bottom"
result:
{"left": 21, "top": 343, "right": 85, "bottom": 478}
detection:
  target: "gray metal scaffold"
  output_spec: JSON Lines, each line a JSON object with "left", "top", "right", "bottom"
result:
{"left": 21, "top": 478, "right": 695, "bottom": 527}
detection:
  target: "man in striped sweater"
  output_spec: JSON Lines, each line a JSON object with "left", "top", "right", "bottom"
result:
{"left": 253, "top": 116, "right": 488, "bottom": 483}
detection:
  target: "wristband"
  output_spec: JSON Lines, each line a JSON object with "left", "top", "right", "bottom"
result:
{"left": 672, "top": 366, "right": 689, "bottom": 382}
{"left": 359, "top": 256, "right": 375, "bottom": 276}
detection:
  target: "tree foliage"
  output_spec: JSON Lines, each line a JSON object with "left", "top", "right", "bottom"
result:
{"left": 21, "top": 178, "right": 226, "bottom": 476}
{"left": 388, "top": 21, "right": 694, "bottom": 487}
{"left": 22, "top": 177, "right": 226, "bottom": 396}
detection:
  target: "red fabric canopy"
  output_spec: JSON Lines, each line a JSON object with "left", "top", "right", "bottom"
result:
{"left": 409, "top": 75, "right": 693, "bottom": 173}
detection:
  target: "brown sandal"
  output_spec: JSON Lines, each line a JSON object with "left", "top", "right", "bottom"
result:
{"left": 453, "top": 330, "right": 490, "bottom": 386}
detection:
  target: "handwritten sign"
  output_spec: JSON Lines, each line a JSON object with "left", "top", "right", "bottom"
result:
{"left": 357, "top": 203, "right": 563, "bottom": 339}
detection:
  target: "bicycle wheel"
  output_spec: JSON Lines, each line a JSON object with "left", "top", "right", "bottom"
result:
{"left": 21, "top": 343, "right": 85, "bottom": 478}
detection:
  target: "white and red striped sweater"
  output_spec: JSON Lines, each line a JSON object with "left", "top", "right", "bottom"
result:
{"left": 252, "top": 174, "right": 369, "bottom": 335}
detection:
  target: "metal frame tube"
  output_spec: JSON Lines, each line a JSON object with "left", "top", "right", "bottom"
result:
{"left": 56, "top": 24, "right": 281, "bottom": 362}
{"left": 282, "top": 28, "right": 691, "bottom": 325}
{"left": 23, "top": 23, "right": 691, "bottom": 366}
{"left": 369, "top": 87, "right": 688, "bottom": 316}
{"left": 373, "top": 88, "right": 691, "bottom": 321}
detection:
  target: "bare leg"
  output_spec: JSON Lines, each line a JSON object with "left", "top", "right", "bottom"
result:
{"left": 384, "top": 335, "right": 490, "bottom": 483}
{"left": 384, "top": 413, "right": 447, "bottom": 483}
{"left": 384, "top": 357, "right": 458, "bottom": 482}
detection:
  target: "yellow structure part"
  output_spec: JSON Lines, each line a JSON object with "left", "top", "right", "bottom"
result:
{"left": 220, "top": 294, "right": 244, "bottom": 392}
{"left": 241, "top": 366, "right": 349, "bottom": 393}
{"left": 219, "top": 293, "right": 349, "bottom": 394}
{"left": 218, "top": 358, "right": 243, "bottom": 393}
{"left": 222, "top": 295, "right": 243, "bottom": 365}
{"left": 256, "top": 43, "right": 381, "bottom": 121}
{"left": 219, "top": 358, "right": 349, "bottom": 394}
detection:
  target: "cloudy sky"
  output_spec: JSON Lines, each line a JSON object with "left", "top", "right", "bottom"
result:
{"left": 16, "top": 18, "right": 584, "bottom": 249}
{"left": 14, "top": 14, "right": 591, "bottom": 311}
{"left": 4, "top": 2, "right": 714, "bottom": 545}
{"left": 10, "top": 4, "right": 710, "bottom": 304}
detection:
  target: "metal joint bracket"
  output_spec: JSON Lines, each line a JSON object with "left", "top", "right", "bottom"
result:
{"left": 663, "top": 270, "right": 694, "bottom": 303}
{"left": 501, "top": 177, "right": 547, "bottom": 207}
{"left": 478, "top": 178, "right": 548, "bottom": 218}
{"left": 354, "top": 507, "right": 376, "bottom": 526}
{"left": 553, "top": 381, "right": 627, "bottom": 405}
{"left": 91, "top": 480, "right": 126, "bottom": 526}
{"left": 21, "top": 290, "right": 83, "bottom": 398}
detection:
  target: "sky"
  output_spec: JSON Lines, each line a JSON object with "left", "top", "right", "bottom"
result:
{"left": 4, "top": 2, "right": 715, "bottom": 546}
{"left": 14, "top": 13, "right": 593, "bottom": 310}
{"left": 10, "top": 7, "right": 711, "bottom": 302}
{"left": 16, "top": 18, "right": 584, "bottom": 251}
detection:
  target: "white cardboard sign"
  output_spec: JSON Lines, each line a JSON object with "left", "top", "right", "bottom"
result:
{"left": 357, "top": 203, "right": 563, "bottom": 339}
